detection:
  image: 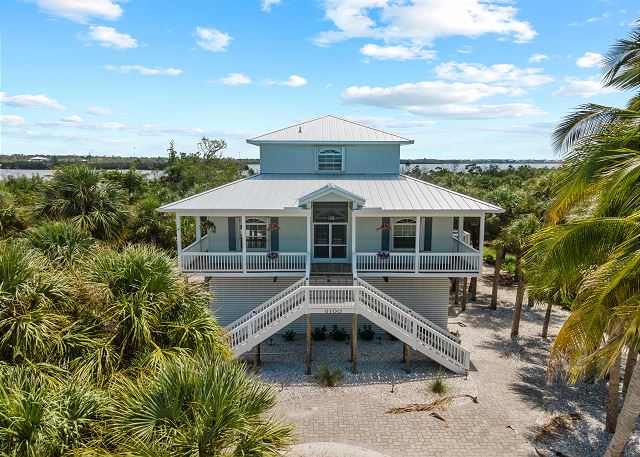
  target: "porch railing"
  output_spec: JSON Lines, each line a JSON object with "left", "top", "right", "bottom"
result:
{"left": 355, "top": 251, "right": 481, "bottom": 274}
{"left": 180, "top": 251, "right": 307, "bottom": 273}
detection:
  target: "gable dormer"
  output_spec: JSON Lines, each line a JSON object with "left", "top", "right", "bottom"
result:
{"left": 247, "top": 115, "right": 413, "bottom": 174}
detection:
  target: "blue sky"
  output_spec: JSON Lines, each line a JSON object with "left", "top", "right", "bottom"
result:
{"left": 0, "top": 0, "right": 637, "bottom": 160}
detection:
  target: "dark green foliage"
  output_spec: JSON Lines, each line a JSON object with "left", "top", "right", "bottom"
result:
{"left": 312, "top": 325, "right": 327, "bottom": 341}
{"left": 358, "top": 324, "right": 375, "bottom": 341}
{"left": 430, "top": 372, "right": 448, "bottom": 395}
{"left": 282, "top": 329, "right": 296, "bottom": 342}
{"left": 329, "top": 325, "right": 348, "bottom": 342}
{"left": 316, "top": 363, "right": 343, "bottom": 387}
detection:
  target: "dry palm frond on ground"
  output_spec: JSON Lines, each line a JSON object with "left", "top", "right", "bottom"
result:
{"left": 533, "top": 413, "right": 583, "bottom": 457}
{"left": 386, "top": 394, "right": 478, "bottom": 414}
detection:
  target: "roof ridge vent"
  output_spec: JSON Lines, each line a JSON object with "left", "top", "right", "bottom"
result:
{"left": 298, "top": 125, "right": 302, "bottom": 133}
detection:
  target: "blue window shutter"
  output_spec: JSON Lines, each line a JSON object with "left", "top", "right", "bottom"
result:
{"left": 381, "top": 217, "right": 390, "bottom": 251}
{"left": 228, "top": 217, "right": 237, "bottom": 251}
{"left": 423, "top": 217, "right": 432, "bottom": 251}
{"left": 270, "top": 217, "right": 279, "bottom": 250}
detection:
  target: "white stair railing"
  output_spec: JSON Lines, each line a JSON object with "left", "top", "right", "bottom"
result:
{"left": 226, "top": 281, "right": 470, "bottom": 373}
{"left": 353, "top": 277, "right": 461, "bottom": 344}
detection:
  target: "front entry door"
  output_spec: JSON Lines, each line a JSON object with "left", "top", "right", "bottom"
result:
{"left": 314, "top": 223, "right": 347, "bottom": 260}
{"left": 312, "top": 202, "right": 349, "bottom": 262}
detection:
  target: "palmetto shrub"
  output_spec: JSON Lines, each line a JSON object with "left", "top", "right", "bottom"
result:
{"left": 109, "top": 350, "right": 291, "bottom": 455}
{"left": 26, "top": 220, "right": 94, "bottom": 266}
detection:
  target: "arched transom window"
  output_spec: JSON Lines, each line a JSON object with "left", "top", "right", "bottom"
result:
{"left": 317, "top": 148, "right": 343, "bottom": 172}
{"left": 245, "top": 218, "right": 267, "bottom": 249}
{"left": 393, "top": 218, "right": 416, "bottom": 250}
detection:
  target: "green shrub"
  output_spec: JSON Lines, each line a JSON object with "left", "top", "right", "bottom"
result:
{"left": 358, "top": 324, "right": 375, "bottom": 341}
{"left": 483, "top": 247, "right": 516, "bottom": 274}
{"left": 329, "top": 325, "right": 347, "bottom": 342}
{"left": 450, "top": 330, "right": 461, "bottom": 339}
{"left": 317, "top": 363, "right": 343, "bottom": 387}
{"left": 430, "top": 372, "right": 448, "bottom": 395}
{"left": 282, "top": 330, "right": 296, "bottom": 342}
{"left": 311, "top": 326, "right": 326, "bottom": 341}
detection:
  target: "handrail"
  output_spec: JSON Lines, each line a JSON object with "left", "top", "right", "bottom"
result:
{"left": 226, "top": 282, "right": 470, "bottom": 372}
{"left": 353, "top": 277, "right": 461, "bottom": 343}
{"left": 226, "top": 277, "right": 308, "bottom": 330}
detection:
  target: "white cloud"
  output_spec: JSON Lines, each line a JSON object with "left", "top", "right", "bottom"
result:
{"left": 553, "top": 79, "right": 617, "bottom": 97}
{"left": 314, "top": 0, "right": 536, "bottom": 46}
{"left": 0, "top": 115, "right": 27, "bottom": 127}
{"left": 457, "top": 45, "right": 473, "bottom": 54}
{"left": 576, "top": 51, "right": 603, "bottom": 68}
{"left": 82, "top": 25, "right": 137, "bottom": 49}
{"left": 268, "top": 74, "right": 307, "bottom": 87}
{"left": 86, "top": 106, "right": 112, "bottom": 115}
{"left": 105, "top": 65, "right": 183, "bottom": 76}
{"left": 35, "top": 0, "right": 123, "bottom": 23}
{"left": 528, "top": 53, "right": 548, "bottom": 63}
{"left": 0, "top": 92, "right": 65, "bottom": 110}
{"left": 37, "top": 114, "right": 84, "bottom": 126}
{"left": 261, "top": 0, "right": 281, "bottom": 12}
{"left": 360, "top": 44, "right": 436, "bottom": 61}
{"left": 218, "top": 73, "right": 252, "bottom": 85}
{"left": 195, "top": 27, "right": 232, "bottom": 52}
{"left": 341, "top": 80, "right": 543, "bottom": 119}
{"left": 435, "top": 62, "right": 553, "bottom": 87}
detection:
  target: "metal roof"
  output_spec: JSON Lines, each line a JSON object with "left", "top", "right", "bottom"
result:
{"left": 246, "top": 115, "right": 414, "bottom": 145}
{"left": 158, "top": 174, "right": 503, "bottom": 213}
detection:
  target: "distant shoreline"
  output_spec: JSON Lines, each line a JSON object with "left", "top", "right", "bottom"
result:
{"left": 0, "top": 154, "right": 561, "bottom": 170}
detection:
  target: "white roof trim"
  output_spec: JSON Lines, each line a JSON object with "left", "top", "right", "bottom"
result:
{"left": 298, "top": 183, "right": 366, "bottom": 206}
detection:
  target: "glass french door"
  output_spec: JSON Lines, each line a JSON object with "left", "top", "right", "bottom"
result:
{"left": 314, "top": 223, "right": 347, "bottom": 260}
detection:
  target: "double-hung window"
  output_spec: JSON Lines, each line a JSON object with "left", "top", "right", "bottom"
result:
{"left": 317, "top": 148, "right": 343, "bottom": 172}
{"left": 245, "top": 218, "right": 268, "bottom": 250}
{"left": 392, "top": 218, "right": 416, "bottom": 250}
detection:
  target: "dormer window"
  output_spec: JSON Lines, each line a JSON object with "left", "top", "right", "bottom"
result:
{"left": 317, "top": 148, "right": 343, "bottom": 172}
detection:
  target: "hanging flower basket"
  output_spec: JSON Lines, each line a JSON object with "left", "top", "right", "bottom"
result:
{"left": 266, "top": 251, "right": 279, "bottom": 260}
{"left": 202, "top": 220, "right": 216, "bottom": 233}
{"left": 267, "top": 222, "right": 280, "bottom": 231}
{"left": 376, "top": 251, "right": 390, "bottom": 260}
{"left": 377, "top": 223, "right": 391, "bottom": 231}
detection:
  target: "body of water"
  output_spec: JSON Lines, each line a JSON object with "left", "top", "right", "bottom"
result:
{"left": 0, "top": 161, "right": 560, "bottom": 179}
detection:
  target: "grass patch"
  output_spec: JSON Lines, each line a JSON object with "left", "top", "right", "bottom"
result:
{"left": 430, "top": 372, "right": 448, "bottom": 395}
{"left": 317, "top": 363, "right": 343, "bottom": 387}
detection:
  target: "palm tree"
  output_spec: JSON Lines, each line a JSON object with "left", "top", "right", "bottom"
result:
{"left": 26, "top": 220, "right": 94, "bottom": 266}
{"left": 490, "top": 240, "right": 503, "bottom": 310}
{"left": 108, "top": 350, "right": 292, "bottom": 455}
{"left": 35, "top": 165, "right": 128, "bottom": 240}
{"left": 0, "top": 241, "right": 70, "bottom": 364}
{"left": 501, "top": 215, "right": 541, "bottom": 336}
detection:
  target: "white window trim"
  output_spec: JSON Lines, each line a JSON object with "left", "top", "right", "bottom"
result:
{"left": 244, "top": 217, "right": 270, "bottom": 252}
{"left": 315, "top": 146, "right": 345, "bottom": 173}
{"left": 391, "top": 217, "right": 417, "bottom": 251}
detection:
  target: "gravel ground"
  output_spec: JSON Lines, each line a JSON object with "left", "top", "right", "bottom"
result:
{"left": 248, "top": 267, "right": 640, "bottom": 456}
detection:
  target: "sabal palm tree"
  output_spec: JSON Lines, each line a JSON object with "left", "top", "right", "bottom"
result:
{"left": 501, "top": 214, "right": 541, "bottom": 336}
{"left": 35, "top": 165, "right": 128, "bottom": 240}
{"left": 108, "top": 350, "right": 291, "bottom": 456}
{"left": 26, "top": 220, "right": 94, "bottom": 266}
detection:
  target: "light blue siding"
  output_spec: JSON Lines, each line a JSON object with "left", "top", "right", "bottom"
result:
{"left": 431, "top": 217, "right": 453, "bottom": 252}
{"left": 206, "top": 217, "right": 231, "bottom": 252}
{"left": 356, "top": 217, "right": 381, "bottom": 252}
{"left": 259, "top": 144, "right": 400, "bottom": 174}
{"left": 278, "top": 217, "right": 307, "bottom": 252}
{"left": 260, "top": 144, "right": 316, "bottom": 173}
{"left": 344, "top": 145, "right": 399, "bottom": 173}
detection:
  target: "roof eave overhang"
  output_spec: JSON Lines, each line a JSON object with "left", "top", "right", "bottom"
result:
{"left": 246, "top": 139, "right": 414, "bottom": 145}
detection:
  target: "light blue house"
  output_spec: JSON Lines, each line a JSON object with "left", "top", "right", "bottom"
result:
{"left": 159, "top": 115, "right": 503, "bottom": 374}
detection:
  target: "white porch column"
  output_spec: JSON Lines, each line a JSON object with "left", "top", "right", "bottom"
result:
{"left": 351, "top": 209, "right": 357, "bottom": 277}
{"left": 479, "top": 214, "right": 485, "bottom": 269}
{"left": 306, "top": 212, "right": 312, "bottom": 277}
{"left": 457, "top": 216, "right": 464, "bottom": 250}
{"left": 175, "top": 214, "right": 183, "bottom": 269}
{"left": 241, "top": 215, "right": 247, "bottom": 273}
{"left": 414, "top": 216, "right": 421, "bottom": 274}
{"left": 195, "top": 216, "right": 201, "bottom": 242}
